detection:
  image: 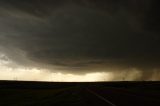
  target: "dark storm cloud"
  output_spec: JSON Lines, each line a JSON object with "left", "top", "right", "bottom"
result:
{"left": 0, "top": 0, "right": 160, "bottom": 79}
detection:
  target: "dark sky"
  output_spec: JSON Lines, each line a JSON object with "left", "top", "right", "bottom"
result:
{"left": 0, "top": 0, "right": 160, "bottom": 81}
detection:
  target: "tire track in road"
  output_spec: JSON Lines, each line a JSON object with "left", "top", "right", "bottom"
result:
{"left": 91, "top": 86, "right": 160, "bottom": 102}
{"left": 86, "top": 88, "right": 117, "bottom": 106}
{"left": 87, "top": 86, "right": 160, "bottom": 106}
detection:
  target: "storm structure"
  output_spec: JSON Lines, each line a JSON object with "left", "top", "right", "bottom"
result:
{"left": 0, "top": 0, "right": 160, "bottom": 81}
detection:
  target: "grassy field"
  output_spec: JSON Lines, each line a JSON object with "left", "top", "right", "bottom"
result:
{"left": 0, "top": 88, "right": 83, "bottom": 105}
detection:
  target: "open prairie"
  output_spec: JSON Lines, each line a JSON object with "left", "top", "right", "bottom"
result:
{"left": 0, "top": 81, "right": 160, "bottom": 106}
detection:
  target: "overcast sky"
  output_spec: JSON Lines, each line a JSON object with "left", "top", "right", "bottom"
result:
{"left": 0, "top": 0, "right": 160, "bottom": 81}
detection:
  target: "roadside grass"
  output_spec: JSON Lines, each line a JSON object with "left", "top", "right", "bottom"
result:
{"left": 0, "top": 86, "right": 82, "bottom": 105}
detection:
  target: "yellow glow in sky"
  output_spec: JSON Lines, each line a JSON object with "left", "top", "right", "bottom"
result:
{"left": 1, "top": 52, "right": 159, "bottom": 81}
{"left": 0, "top": 67, "right": 112, "bottom": 82}
{"left": 0, "top": 54, "right": 112, "bottom": 81}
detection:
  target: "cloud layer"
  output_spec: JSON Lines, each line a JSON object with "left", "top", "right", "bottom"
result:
{"left": 0, "top": 0, "right": 160, "bottom": 81}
